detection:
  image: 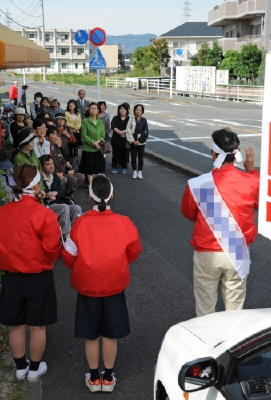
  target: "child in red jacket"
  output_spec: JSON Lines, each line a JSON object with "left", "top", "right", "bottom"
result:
{"left": 62, "top": 174, "right": 141, "bottom": 393}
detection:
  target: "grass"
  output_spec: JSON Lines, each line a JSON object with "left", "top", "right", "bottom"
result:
{"left": 11, "top": 69, "right": 159, "bottom": 87}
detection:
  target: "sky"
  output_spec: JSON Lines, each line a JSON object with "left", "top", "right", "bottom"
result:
{"left": 2, "top": 0, "right": 222, "bottom": 35}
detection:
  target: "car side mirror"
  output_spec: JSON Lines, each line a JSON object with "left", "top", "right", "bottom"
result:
{"left": 178, "top": 357, "right": 218, "bottom": 393}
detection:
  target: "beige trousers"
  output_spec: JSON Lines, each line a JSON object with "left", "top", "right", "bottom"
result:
{"left": 193, "top": 251, "right": 247, "bottom": 317}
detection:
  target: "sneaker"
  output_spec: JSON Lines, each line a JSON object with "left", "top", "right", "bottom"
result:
{"left": 16, "top": 362, "right": 29, "bottom": 381}
{"left": 138, "top": 171, "right": 143, "bottom": 179}
{"left": 85, "top": 373, "right": 102, "bottom": 393}
{"left": 27, "top": 361, "right": 47, "bottom": 382}
{"left": 121, "top": 168, "right": 127, "bottom": 174}
{"left": 111, "top": 168, "right": 118, "bottom": 174}
{"left": 132, "top": 171, "right": 137, "bottom": 179}
{"left": 101, "top": 373, "right": 117, "bottom": 393}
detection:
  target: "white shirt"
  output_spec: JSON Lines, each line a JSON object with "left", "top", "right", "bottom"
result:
{"left": 34, "top": 137, "right": 50, "bottom": 158}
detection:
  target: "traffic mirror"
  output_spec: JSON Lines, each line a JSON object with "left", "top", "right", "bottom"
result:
{"left": 178, "top": 357, "right": 218, "bottom": 392}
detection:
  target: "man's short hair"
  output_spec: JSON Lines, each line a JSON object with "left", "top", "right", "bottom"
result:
{"left": 212, "top": 128, "right": 240, "bottom": 164}
{"left": 39, "top": 154, "right": 53, "bottom": 167}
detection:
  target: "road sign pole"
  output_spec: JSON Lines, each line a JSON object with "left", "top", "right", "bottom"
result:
{"left": 97, "top": 69, "right": 101, "bottom": 101}
{"left": 170, "top": 47, "right": 174, "bottom": 99}
{"left": 263, "top": 0, "right": 271, "bottom": 52}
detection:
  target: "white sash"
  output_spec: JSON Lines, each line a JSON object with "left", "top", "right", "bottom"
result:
{"left": 188, "top": 172, "right": 250, "bottom": 279}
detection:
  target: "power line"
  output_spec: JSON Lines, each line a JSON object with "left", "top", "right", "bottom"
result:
{"left": 183, "top": 0, "right": 192, "bottom": 22}
{"left": 0, "top": 8, "right": 41, "bottom": 28}
{"left": 9, "top": 0, "right": 41, "bottom": 18}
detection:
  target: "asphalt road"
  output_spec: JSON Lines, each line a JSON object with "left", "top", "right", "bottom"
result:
{"left": 38, "top": 156, "right": 271, "bottom": 400}
{"left": 2, "top": 76, "right": 263, "bottom": 174}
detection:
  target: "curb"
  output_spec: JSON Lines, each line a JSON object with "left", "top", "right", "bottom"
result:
{"left": 145, "top": 149, "right": 201, "bottom": 178}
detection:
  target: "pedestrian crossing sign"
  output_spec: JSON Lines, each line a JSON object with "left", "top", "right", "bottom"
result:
{"left": 89, "top": 48, "right": 106, "bottom": 70}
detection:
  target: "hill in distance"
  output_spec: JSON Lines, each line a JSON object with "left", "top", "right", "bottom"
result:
{"left": 106, "top": 34, "right": 157, "bottom": 54}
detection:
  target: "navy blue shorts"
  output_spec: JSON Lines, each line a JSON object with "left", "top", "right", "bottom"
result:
{"left": 74, "top": 292, "right": 130, "bottom": 340}
{"left": 0, "top": 270, "right": 57, "bottom": 326}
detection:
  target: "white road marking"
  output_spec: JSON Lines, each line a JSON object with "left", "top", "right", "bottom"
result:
{"left": 148, "top": 120, "right": 172, "bottom": 128}
{"left": 149, "top": 135, "right": 211, "bottom": 158}
{"left": 146, "top": 110, "right": 162, "bottom": 114}
{"left": 172, "top": 103, "right": 188, "bottom": 106}
{"left": 106, "top": 101, "right": 118, "bottom": 106}
{"left": 148, "top": 138, "right": 178, "bottom": 142}
{"left": 187, "top": 119, "right": 215, "bottom": 126}
{"left": 179, "top": 133, "right": 260, "bottom": 140}
{"left": 170, "top": 119, "right": 197, "bottom": 126}
{"left": 141, "top": 103, "right": 151, "bottom": 106}
{"left": 212, "top": 119, "right": 261, "bottom": 129}
{"left": 46, "top": 86, "right": 59, "bottom": 90}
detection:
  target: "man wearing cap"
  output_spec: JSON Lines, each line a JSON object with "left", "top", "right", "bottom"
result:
{"left": 9, "top": 80, "right": 18, "bottom": 105}
{"left": 48, "top": 97, "right": 64, "bottom": 120}
{"left": 181, "top": 128, "right": 259, "bottom": 317}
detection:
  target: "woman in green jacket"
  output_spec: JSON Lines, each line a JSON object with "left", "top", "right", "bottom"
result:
{"left": 79, "top": 102, "right": 105, "bottom": 185}
{"left": 13, "top": 128, "right": 41, "bottom": 170}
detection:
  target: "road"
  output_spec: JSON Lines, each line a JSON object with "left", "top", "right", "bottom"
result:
{"left": 39, "top": 156, "right": 271, "bottom": 400}
{"left": 3, "top": 77, "right": 263, "bottom": 174}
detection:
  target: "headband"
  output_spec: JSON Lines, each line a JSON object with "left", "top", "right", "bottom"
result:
{"left": 22, "top": 170, "right": 41, "bottom": 194}
{"left": 212, "top": 141, "right": 242, "bottom": 169}
{"left": 89, "top": 176, "right": 113, "bottom": 204}
{"left": 18, "top": 133, "right": 36, "bottom": 147}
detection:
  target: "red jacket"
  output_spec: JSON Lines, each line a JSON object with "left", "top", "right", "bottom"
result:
{"left": 62, "top": 209, "right": 142, "bottom": 297}
{"left": 9, "top": 85, "right": 18, "bottom": 101}
{"left": 0, "top": 196, "right": 61, "bottom": 273}
{"left": 181, "top": 165, "right": 259, "bottom": 252}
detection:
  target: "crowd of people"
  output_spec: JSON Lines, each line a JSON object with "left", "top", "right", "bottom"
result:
{"left": 0, "top": 81, "right": 260, "bottom": 394}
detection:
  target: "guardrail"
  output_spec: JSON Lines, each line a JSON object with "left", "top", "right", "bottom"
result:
{"left": 105, "top": 77, "right": 264, "bottom": 103}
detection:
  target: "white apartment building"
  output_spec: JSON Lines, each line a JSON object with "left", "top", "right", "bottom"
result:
{"left": 14, "top": 28, "right": 120, "bottom": 74}
{"left": 208, "top": 0, "right": 270, "bottom": 52}
{"left": 160, "top": 22, "right": 223, "bottom": 65}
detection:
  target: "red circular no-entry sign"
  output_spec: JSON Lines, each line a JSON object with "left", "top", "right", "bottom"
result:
{"left": 89, "top": 27, "right": 107, "bottom": 46}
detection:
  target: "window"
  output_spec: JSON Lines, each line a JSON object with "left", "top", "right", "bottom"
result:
{"left": 83, "top": 63, "right": 86, "bottom": 69}
{"left": 61, "top": 63, "right": 69, "bottom": 69}
{"left": 77, "top": 48, "right": 84, "bottom": 55}
{"left": 45, "top": 34, "right": 52, "bottom": 42}
{"left": 50, "top": 61, "right": 55, "bottom": 68}
{"left": 60, "top": 33, "right": 69, "bottom": 41}
{"left": 46, "top": 47, "right": 54, "bottom": 54}
{"left": 28, "top": 33, "right": 36, "bottom": 39}
{"left": 61, "top": 48, "right": 69, "bottom": 55}
{"left": 75, "top": 63, "right": 78, "bottom": 69}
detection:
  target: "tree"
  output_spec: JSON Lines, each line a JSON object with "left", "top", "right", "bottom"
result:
{"left": 206, "top": 41, "right": 224, "bottom": 67}
{"left": 131, "top": 46, "right": 152, "bottom": 71}
{"left": 219, "top": 50, "right": 240, "bottom": 79}
{"left": 235, "top": 44, "right": 263, "bottom": 81}
{"left": 148, "top": 38, "right": 170, "bottom": 74}
{"left": 197, "top": 43, "right": 210, "bottom": 66}
{"left": 257, "top": 50, "right": 266, "bottom": 85}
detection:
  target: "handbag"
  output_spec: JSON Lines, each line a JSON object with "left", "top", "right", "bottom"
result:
{"left": 100, "top": 141, "right": 112, "bottom": 154}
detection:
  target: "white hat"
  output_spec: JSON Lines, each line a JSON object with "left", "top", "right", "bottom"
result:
{"left": 14, "top": 107, "right": 27, "bottom": 115}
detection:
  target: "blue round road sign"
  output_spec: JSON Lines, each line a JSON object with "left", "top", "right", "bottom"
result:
{"left": 74, "top": 30, "right": 88, "bottom": 45}
{"left": 89, "top": 27, "right": 106, "bottom": 46}
{"left": 176, "top": 48, "right": 184, "bottom": 56}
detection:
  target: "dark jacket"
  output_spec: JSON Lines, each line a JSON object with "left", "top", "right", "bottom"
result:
{"left": 111, "top": 115, "right": 129, "bottom": 149}
{"left": 133, "top": 117, "right": 149, "bottom": 143}
{"left": 43, "top": 172, "right": 65, "bottom": 204}
{"left": 76, "top": 98, "right": 90, "bottom": 117}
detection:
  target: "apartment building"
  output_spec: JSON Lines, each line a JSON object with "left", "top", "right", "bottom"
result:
{"left": 14, "top": 28, "right": 120, "bottom": 74}
{"left": 160, "top": 22, "right": 223, "bottom": 65}
{"left": 208, "top": 0, "right": 270, "bottom": 52}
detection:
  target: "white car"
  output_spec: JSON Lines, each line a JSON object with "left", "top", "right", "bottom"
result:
{"left": 154, "top": 309, "right": 271, "bottom": 400}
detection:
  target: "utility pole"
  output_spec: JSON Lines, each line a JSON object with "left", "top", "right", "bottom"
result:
{"left": 6, "top": 9, "right": 11, "bottom": 27}
{"left": 263, "top": 0, "right": 271, "bottom": 53}
{"left": 183, "top": 0, "right": 191, "bottom": 23}
{"left": 41, "top": 0, "right": 46, "bottom": 81}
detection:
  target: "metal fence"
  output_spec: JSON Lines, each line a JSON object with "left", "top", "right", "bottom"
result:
{"left": 105, "top": 77, "right": 264, "bottom": 103}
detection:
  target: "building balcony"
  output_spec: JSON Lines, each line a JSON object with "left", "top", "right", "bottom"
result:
{"left": 218, "top": 35, "right": 270, "bottom": 51}
{"left": 209, "top": 0, "right": 266, "bottom": 26}
{"left": 44, "top": 39, "right": 55, "bottom": 45}
{"left": 56, "top": 53, "right": 72, "bottom": 59}
{"left": 56, "top": 39, "right": 70, "bottom": 45}
{"left": 72, "top": 53, "right": 87, "bottom": 59}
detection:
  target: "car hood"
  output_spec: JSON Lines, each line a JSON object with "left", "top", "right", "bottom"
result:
{"left": 179, "top": 308, "right": 271, "bottom": 348}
